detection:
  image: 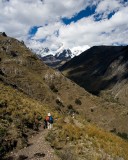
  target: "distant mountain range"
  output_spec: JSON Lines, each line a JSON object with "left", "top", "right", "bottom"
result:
{"left": 32, "top": 45, "right": 90, "bottom": 68}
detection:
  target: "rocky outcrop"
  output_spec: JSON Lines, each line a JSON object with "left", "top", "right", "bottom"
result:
{"left": 40, "top": 49, "right": 72, "bottom": 68}
{"left": 0, "top": 32, "right": 7, "bottom": 37}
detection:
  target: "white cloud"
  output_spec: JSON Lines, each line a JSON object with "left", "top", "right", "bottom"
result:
{"left": 58, "top": 6, "right": 128, "bottom": 47}
{"left": 33, "top": 22, "right": 62, "bottom": 40}
{"left": 95, "top": 0, "right": 128, "bottom": 20}
{"left": 0, "top": 0, "right": 128, "bottom": 53}
{"left": 96, "top": 0, "right": 122, "bottom": 13}
{"left": 0, "top": 0, "right": 90, "bottom": 37}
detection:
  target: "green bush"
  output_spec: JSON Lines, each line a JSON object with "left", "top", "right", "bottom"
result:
{"left": 0, "top": 128, "right": 7, "bottom": 137}
{"left": 75, "top": 98, "right": 82, "bottom": 105}
{"left": 56, "top": 99, "right": 64, "bottom": 107}
{"left": 0, "top": 100, "right": 7, "bottom": 108}
{"left": 49, "top": 84, "right": 58, "bottom": 93}
{"left": 67, "top": 105, "right": 79, "bottom": 114}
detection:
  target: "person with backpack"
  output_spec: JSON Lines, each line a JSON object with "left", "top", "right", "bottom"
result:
{"left": 45, "top": 113, "right": 53, "bottom": 129}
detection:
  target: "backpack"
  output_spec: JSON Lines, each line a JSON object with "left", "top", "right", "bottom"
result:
{"left": 46, "top": 116, "right": 49, "bottom": 121}
{"left": 49, "top": 116, "right": 53, "bottom": 124}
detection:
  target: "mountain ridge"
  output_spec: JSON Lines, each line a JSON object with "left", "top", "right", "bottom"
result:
{"left": 32, "top": 45, "right": 90, "bottom": 68}
{"left": 60, "top": 45, "right": 128, "bottom": 107}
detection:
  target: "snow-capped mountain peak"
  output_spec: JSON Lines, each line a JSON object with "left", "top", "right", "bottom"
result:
{"left": 55, "top": 49, "right": 72, "bottom": 59}
{"left": 32, "top": 44, "right": 90, "bottom": 59}
{"left": 71, "top": 45, "right": 90, "bottom": 57}
{"left": 31, "top": 44, "right": 90, "bottom": 68}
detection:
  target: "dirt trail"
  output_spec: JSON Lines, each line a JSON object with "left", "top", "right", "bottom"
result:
{"left": 8, "top": 129, "right": 60, "bottom": 160}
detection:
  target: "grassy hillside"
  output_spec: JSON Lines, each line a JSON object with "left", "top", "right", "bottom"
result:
{"left": 0, "top": 35, "right": 128, "bottom": 135}
{"left": 0, "top": 81, "right": 59, "bottom": 157}
{"left": 0, "top": 34, "right": 128, "bottom": 158}
{"left": 47, "top": 117, "right": 128, "bottom": 160}
{"left": 0, "top": 81, "right": 128, "bottom": 160}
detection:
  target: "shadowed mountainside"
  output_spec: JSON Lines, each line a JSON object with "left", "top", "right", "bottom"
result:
{"left": 60, "top": 46, "right": 128, "bottom": 106}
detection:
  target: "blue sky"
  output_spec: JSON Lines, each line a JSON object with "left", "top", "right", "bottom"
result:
{"left": 62, "top": 6, "right": 96, "bottom": 25}
{"left": 0, "top": 0, "right": 128, "bottom": 53}
{"left": 29, "top": 26, "right": 40, "bottom": 36}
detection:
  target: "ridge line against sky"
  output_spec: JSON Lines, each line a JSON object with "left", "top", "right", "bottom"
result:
{"left": 0, "top": 0, "right": 128, "bottom": 52}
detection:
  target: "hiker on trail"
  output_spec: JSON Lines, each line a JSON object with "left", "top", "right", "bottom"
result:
{"left": 45, "top": 113, "right": 53, "bottom": 129}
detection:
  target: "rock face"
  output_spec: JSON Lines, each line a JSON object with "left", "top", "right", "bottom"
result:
{"left": 41, "top": 49, "right": 72, "bottom": 68}
{"left": 60, "top": 46, "right": 128, "bottom": 106}
{"left": 0, "top": 32, "right": 7, "bottom": 37}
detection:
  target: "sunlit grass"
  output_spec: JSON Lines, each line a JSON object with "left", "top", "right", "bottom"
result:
{"left": 47, "top": 116, "right": 128, "bottom": 160}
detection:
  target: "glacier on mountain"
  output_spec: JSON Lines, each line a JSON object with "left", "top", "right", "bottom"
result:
{"left": 32, "top": 44, "right": 90, "bottom": 59}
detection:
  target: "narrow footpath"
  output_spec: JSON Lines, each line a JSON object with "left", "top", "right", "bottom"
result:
{"left": 8, "top": 129, "right": 60, "bottom": 160}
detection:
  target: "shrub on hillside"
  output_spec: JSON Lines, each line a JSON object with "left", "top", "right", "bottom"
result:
{"left": 56, "top": 98, "right": 64, "bottom": 107}
{"left": 58, "top": 148, "right": 77, "bottom": 160}
{"left": 49, "top": 84, "right": 58, "bottom": 93}
{"left": 0, "top": 100, "right": 7, "bottom": 108}
{"left": 117, "top": 132, "right": 128, "bottom": 140}
{"left": 75, "top": 98, "right": 82, "bottom": 105}
{"left": 67, "top": 104, "right": 79, "bottom": 115}
{"left": 0, "top": 128, "right": 7, "bottom": 138}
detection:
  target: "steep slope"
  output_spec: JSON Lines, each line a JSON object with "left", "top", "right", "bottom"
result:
{"left": 60, "top": 46, "right": 128, "bottom": 106}
{"left": 0, "top": 80, "right": 58, "bottom": 158}
{"left": 1, "top": 81, "right": 128, "bottom": 160}
{"left": 0, "top": 34, "right": 93, "bottom": 112}
{"left": 0, "top": 35, "right": 128, "bottom": 142}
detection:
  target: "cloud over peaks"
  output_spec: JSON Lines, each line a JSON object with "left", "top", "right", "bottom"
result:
{"left": 0, "top": 0, "right": 128, "bottom": 52}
